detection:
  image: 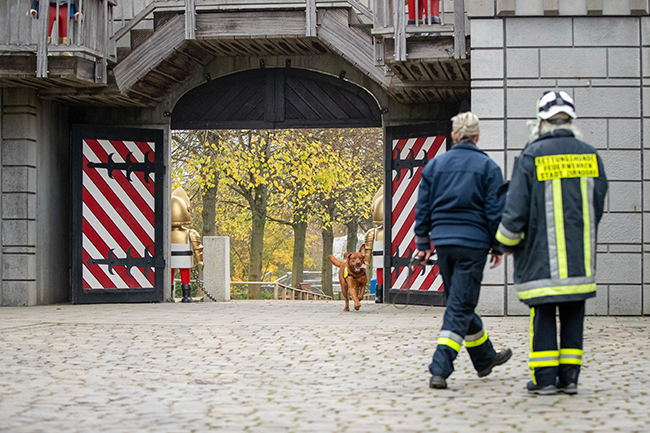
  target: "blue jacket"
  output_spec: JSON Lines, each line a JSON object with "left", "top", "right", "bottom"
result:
{"left": 415, "top": 142, "right": 505, "bottom": 251}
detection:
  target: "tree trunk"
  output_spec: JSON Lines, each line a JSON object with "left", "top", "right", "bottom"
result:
{"left": 201, "top": 183, "right": 218, "bottom": 237}
{"left": 321, "top": 225, "right": 334, "bottom": 297}
{"left": 291, "top": 220, "right": 307, "bottom": 288}
{"left": 248, "top": 197, "right": 267, "bottom": 299}
{"left": 346, "top": 218, "right": 358, "bottom": 253}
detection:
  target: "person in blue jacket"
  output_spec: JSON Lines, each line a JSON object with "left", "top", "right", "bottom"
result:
{"left": 415, "top": 111, "right": 512, "bottom": 389}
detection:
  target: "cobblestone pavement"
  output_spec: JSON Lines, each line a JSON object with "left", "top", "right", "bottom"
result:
{"left": 0, "top": 300, "right": 649, "bottom": 432}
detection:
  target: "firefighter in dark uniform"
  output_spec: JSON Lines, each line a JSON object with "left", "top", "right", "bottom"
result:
{"left": 496, "top": 91, "right": 608, "bottom": 395}
{"left": 415, "top": 112, "right": 512, "bottom": 390}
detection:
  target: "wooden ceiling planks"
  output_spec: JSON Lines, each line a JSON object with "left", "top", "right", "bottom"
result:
{"left": 172, "top": 67, "right": 381, "bottom": 130}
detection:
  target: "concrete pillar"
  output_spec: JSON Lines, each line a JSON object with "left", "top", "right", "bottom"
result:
{"left": 1, "top": 88, "right": 38, "bottom": 306}
{"left": 203, "top": 236, "right": 230, "bottom": 302}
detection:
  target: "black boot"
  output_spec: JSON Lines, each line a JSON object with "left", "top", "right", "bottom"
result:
{"left": 375, "top": 284, "right": 383, "bottom": 303}
{"left": 181, "top": 284, "right": 192, "bottom": 303}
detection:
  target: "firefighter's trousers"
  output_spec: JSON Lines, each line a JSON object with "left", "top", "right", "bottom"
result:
{"left": 530, "top": 301, "right": 584, "bottom": 386}
{"left": 429, "top": 245, "right": 497, "bottom": 378}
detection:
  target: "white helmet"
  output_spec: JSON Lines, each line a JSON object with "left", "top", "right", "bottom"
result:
{"left": 538, "top": 91, "right": 576, "bottom": 120}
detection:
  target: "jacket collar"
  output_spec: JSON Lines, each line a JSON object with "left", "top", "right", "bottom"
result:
{"left": 536, "top": 129, "right": 576, "bottom": 142}
{"left": 451, "top": 141, "right": 486, "bottom": 155}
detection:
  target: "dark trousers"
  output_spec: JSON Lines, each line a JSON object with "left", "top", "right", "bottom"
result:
{"left": 429, "top": 245, "right": 496, "bottom": 378}
{"left": 530, "top": 301, "right": 585, "bottom": 386}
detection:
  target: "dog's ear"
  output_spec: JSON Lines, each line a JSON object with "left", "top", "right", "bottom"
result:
{"left": 358, "top": 244, "right": 366, "bottom": 255}
{"left": 343, "top": 252, "right": 351, "bottom": 260}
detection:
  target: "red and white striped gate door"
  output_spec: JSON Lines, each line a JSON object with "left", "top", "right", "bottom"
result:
{"left": 72, "top": 126, "right": 164, "bottom": 304}
{"left": 384, "top": 123, "right": 449, "bottom": 306}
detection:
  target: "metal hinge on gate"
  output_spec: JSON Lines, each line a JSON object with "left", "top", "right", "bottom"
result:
{"left": 392, "top": 148, "right": 429, "bottom": 180}
{"left": 87, "top": 152, "right": 156, "bottom": 183}
{"left": 87, "top": 246, "right": 155, "bottom": 278}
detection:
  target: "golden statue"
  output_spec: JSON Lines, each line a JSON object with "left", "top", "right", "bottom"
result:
{"left": 171, "top": 187, "right": 203, "bottom": 302}
{"left": 364, "top": 186, "right": 384, "bottom": 303}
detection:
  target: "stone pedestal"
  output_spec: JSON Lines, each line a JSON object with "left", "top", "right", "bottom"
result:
{"left": 203, "top": 236, "right": 230, "bottom": 302}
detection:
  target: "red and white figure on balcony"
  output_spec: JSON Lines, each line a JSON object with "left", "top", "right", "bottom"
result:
{"left": 28, "top": 0, "right": 82, "bottom": 47}
{"left": 407, "top": 0, "right": 440, "bottom": 25}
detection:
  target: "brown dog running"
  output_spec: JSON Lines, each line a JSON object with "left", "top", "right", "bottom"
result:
{"left": 328, "top": 245, "right": 367, "bottom": 311}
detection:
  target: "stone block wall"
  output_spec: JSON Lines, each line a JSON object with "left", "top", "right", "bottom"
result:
{"left": 471, "top": 15, "right": 649, "bottom": 315}
{"left": 0, "top": 89, "right": 71, "bottom": 306}
{"left": 1, "top": 89, "right": 37, "bottom": 306}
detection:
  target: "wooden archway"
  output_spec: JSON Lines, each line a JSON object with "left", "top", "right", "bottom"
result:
{"left": 171, "top": 67, "right": 382, "bottom": 130}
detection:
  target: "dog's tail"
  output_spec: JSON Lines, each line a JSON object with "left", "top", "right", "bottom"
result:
{"left": 328, "top": 254, "right": 343, "bottom": 268}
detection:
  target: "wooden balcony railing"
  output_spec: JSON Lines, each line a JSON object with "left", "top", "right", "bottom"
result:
{"left": 372, "top": 0, "right": 466, "bottom": 61}
{"left": 110, "top": 0, "right": 372, "bottom": 44}
{"left": 110, "top": 0, "right": 464, "bottom": 66}
{"left": 0, "top": 0, "right": 116, "bottom": 83}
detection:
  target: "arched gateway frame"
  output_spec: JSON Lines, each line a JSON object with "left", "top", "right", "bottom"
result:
{"left": 72, "top": 67, "right": 448, "bottom": 306}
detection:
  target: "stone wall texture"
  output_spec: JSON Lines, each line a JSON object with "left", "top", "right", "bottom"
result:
{"left": 472, "top": 15, "right": 650, "bottom": 315}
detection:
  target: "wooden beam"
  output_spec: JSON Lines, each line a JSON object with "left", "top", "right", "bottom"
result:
{"left": 185, "top": 0, "right": 196, "bottom": 40}
{"left": 372, "top": 0, "right": 384, "bottom": 28}
{"left": 346, "top": 0, "right": 373, "bottom": 20}
{"left": 36, "top": 0, "right": 50, "bottom": 78}
{"left": 453, "top": 0, "right": 465, "bottom": 59}
{"left": 393, "top": 0, "right": 406, "bottom": 61}
{"left": 111, "top": 1, "right": 157, "bottom": 43}
{"left": 95, "top": 0, "right": 110, "bottom": 85}
{"left": 317, "top": 8, "right": 392, "bottom": 88}
{"left": 384, "top": 36, "right": 456, "bottom": 62}
{"left": 306, "top": 0, "right": 317, "bottom": 37}
{"left": 0, "top": 45, "right": 37, "bottom": 53}
{"left": 196, "top": 11, "right": 307, "bottom": 38}
{"left": 113, "top": 14, "right": 186, "bottom": 92}
{"left": 390, "top": 80, "right": 470, "bottom": 89}
{"left": 373, "top": 36, "right": 384, "bottom": 66}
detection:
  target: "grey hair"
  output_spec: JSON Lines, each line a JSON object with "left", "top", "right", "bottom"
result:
{"left": 451, "top": 111, "right": 480, "bottom": 143}
{"left": 527, "top": 119, "right": 582, "bottom": 144}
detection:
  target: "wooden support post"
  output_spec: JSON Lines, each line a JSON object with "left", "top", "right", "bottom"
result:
{"left": 36, "top": 0, "right": 49, "bottom": 78}
{"left": 95, "top": 0, "right": 109, "bottom": 84}
{"left": 373, "top": 36, "right": 384, "bottom": 66}
{"left": 185, "top": 0, "right": 196, "bottom": 39}
{"left": 454, "top": 0, "right": 466, "bottom": 59}
{"left": 274, "top": 282, "right": 279, "bottom": 300}
{"left": 306, "top": 0, "right": 317, "bottom": 37}
{"left": 394, "top": 0, "right": 406, "bottom": 61}
{"left": 373, "top": 0, "right": 384, "bottom": 28}
{"left": 283, "top": 286, "right": 287, "bottom": 300}
{"left": 77, "top": 0, "right": 84, "bottom": 45}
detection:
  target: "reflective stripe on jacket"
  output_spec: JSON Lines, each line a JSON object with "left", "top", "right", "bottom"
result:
{"left": 496, "top": 129, "right": 608, "bottom": 306}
